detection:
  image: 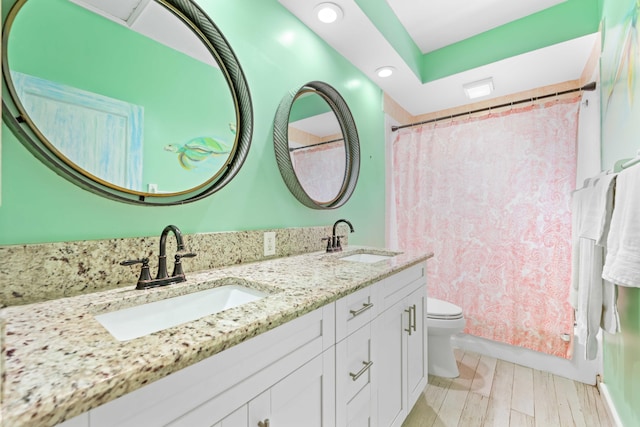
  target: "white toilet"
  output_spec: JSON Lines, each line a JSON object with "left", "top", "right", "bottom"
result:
{"left": 426, "top": 297, "right": 466, "bottom": 378}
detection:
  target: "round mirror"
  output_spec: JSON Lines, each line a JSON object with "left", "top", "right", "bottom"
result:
{"left": 274, "top": 81, "right": 360, "bottom": 209}
{"left": 1, "top": 0, "right": 252, "bottom": 205}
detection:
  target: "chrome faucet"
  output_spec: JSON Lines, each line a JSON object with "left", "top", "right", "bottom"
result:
{"left": 323, "top": 219, "right": 354, "bottom": 252}
{"left": 121, "top": 224, "right": 197, "bottom": 290}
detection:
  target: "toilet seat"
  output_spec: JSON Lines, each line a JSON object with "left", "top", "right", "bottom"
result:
{"left": 427, "top": 297, "right": 463, "bottom": 320}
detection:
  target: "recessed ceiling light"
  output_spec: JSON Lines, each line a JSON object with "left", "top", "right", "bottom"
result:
{"left": 314, "top": 3, "right": 343, "bottom": 24}
{"left": 463, "top": 78, "right": 494, "bottom": 99}
{"left": 376, "top": 66, "right": 395, "bottom": 78}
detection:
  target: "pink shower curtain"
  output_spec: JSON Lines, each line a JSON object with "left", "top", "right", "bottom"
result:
{"left": 392, "top": 98, "right": 579, "bottom": 358}
{"left": 292, "top": 142, "right": 345, "bottom": 202}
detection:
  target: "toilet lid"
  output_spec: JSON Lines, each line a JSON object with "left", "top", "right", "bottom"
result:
{"left": 427, "top": 297, "right": 463, "bottom": 320}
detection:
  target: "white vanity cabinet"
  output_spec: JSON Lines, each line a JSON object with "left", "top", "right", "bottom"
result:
{"left": 208, "top": 349, "right": 335, "bottom": 427}
{"left": 373, "top": 264, "right": 427, "bottom": 427}
{"left": 335, "top": 284, "right": 378, "bottom": 427}
{"left": 63, "top": 304, "right": 334, "bottom": 427}
{"left": 212, "top": 406, "right": 248, "bottom": 427}
{"left": 247, "top": 349, "right": 335, "bottom": 427}
{"left": 56, "top": 261, "right": 427, "bottom": 427}
{"left": 335, "top": 263, "right": 427, "bottom": 427}
{"left": 405, "top": 285, "right": 428, "bottom": 406}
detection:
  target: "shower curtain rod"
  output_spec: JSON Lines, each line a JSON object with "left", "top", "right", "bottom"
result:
{"left": 391, "top": 81, "right": 597, "bottom": 132}
{"left": 288, "top": 136, "right": 344, "bottom": 152}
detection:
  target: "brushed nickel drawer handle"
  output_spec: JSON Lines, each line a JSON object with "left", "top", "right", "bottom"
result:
{"left": 411, "top": 304, "right": 417, "bottom": 332}
{"left": 350, "top": 302, "right": 374, "bottom": 317}
{"left": 404, "top": 307, "right": 413, "bottom": 335}
{"left": 258, "top": 419, "right": 270, "bottom": 427}
{"left": 349, "top": 360, "right": 373, "bottom": 381}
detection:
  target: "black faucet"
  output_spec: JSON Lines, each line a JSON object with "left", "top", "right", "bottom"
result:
{"left": 121, "top": 224, "right": 197, "bottom": 290}
{"left": 157, "top": 225, "right": 185, "bottom": 280}
{"left": 323, "top": 219, "right": 354, "bottom": 252}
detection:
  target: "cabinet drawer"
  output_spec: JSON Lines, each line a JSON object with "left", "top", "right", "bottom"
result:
{"left": 336, "top": 323, "right": 373, "bottom": 408}
{"left": 336, "top": 284, "right": 377, "bottom": 342}
{"left": 379, "top": 263, "right": 425, "bottom": 312}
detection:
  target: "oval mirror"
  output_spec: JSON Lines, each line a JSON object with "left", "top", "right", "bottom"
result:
{"left": 274, "top": 81, "right": 360, "bottom": 209}
{"left": 1, "top": 0, "right": 252, "bottom": 205}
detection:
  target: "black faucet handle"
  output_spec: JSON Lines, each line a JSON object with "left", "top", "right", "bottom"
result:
{"left": 322, "top": 236, "right": 333, "bottom": 252}
{"left": 120, "top": 258, "right": 153, "bottom": 288}
{"left": 175, "top": 252, "right": 197, "bottom": 260}
{"left": 171, "top": 252, "right": 196, "bottom": 280}
{"left": 171, "top": 252, "right": 191, "bottom": 282}
{"left": 120, "top": 257, "right": 149, "bottom": 266}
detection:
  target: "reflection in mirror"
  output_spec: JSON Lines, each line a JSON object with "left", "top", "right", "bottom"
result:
{"left": 274, "top": 81, "right": 360, "bottom": 209}
{"left": 2, "top": 0, "right": 252, "bottom": 204}
{"left": 287, "top": 91, "right": 346, "bottom": 204}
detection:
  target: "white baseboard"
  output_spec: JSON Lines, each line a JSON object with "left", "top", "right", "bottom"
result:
{"left": 451, "top": 333, "right": 601, "bottom": 385}
{"left": 598, "top": 382, "right": 624, "bottom": 427}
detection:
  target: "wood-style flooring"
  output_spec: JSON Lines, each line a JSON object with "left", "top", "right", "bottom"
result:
{"left": 402, "top": 349, "right": 614, "bottom": 427}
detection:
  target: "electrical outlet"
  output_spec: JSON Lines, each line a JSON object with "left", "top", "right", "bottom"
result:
{"left": 264, "top": 232, "right": 276, "bottom": 256}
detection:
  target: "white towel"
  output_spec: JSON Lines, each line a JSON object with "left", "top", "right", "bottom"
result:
{"left": 593, "top": 174, "right": 617, "bottom": 246}
{"left": 574, "top": 237, "right": 603, "bottom": 360}
{"left": 579, "top": 173, "right": 612, "bottom": 241}
{"left": 602, "top": 165, "right": 640, "bottom": 287}
{"left": 569, "top": 186, "right": 591, "bottom": 310}
{"left": 571, "top": 173, "right": 621, "bottom": 354}
{"left": 601, "top": 279, "right": 620, "bottom": 333}
{"left": 570, "top": 176, "right": 609, "bottom": 309}
{"left": 589, "top": 173, "right": 621, "bottom": 334}
{"left": 569, "top": 187, "right": 585, "bottom": 309}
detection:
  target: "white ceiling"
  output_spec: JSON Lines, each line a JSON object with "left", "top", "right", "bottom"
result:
{"left": 279, "top": 0, "right": 598, "bottom": 116}
{"left": 70, "top": 0, "right": 150, "bottom": 25}
{"left": 387, "top": 0, "right": 566, "bottom": 53}
{"left": 291, "top": 112, "right": 342, "bottom": 138}
{"left": 71, "top": 0, "right": 598, "bottom": 117}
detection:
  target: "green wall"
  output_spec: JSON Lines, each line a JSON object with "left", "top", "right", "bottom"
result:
{"left": 0, "top": 0, "right": 386, "bottom": 246}
{"left": 7, "top": 2, "right": 636, "bottom": 423}
{"left": 421, "top": 0, "right": 600, "bottom": 82}
{"left": 600, "top": 0, "right": 640, "bottom": 425}
{"left": 357, "top": 0, "right": 600, "bottom": 83}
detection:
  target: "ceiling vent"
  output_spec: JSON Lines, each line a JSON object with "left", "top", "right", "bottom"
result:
{"left": 463, "top": 77, "right": 494, "bottom": 100}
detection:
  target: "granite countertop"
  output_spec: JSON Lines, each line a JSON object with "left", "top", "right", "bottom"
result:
{"left": 0, "top": 246, "right": 432, "bottom": 427}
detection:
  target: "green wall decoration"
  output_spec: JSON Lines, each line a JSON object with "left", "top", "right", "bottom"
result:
{"left": 164, "top": 134, "right": 233, "bottom": 172}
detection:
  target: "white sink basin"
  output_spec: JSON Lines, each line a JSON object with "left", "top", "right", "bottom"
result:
{"left": 95, "top": 285, "right": 268, "bottom": 341}
{"left": 340, "top": 253, "right": 395, "bottom": 263}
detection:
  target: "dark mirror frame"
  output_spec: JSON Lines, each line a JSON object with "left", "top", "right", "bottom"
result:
{"left": 1, "top": 0, "right": 253, "bottom": 205}
{"left": 273, "top": 81, "right": 360, "bottom": 210}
